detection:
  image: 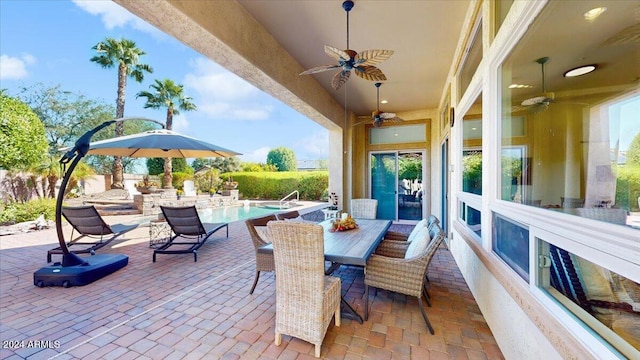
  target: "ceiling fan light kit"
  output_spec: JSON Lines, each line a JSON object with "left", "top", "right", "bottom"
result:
{"left": 299, "top": 0, "right": 394, "bottom": 90}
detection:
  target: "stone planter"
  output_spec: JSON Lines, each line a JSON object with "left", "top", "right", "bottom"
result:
{"left": 136, "top": 186, "right": 157, "bottom": 194}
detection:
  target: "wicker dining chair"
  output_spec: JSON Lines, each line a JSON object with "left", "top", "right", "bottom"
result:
{"left": 276, "top": 210, "right": 301, "bottom": 220}
{"left": 575, "top": 207, "right": 627, "bottom": 225}
{"left": 267, "top": 221, "right": 341, "bottom": 357}
{"left": 383, "top": 214, "right": 439, "bottom": 242}
{"left": 245, "top": 214, "right": 278, "bottom": 294}
{"left": 561, "top": 197, "right": 585, "bottom": 209}
{"left": 350, "top": 198, "right": 378, "bottom": 219}
{"left": 365, "top": 230, "right": 445, "bottom": 334}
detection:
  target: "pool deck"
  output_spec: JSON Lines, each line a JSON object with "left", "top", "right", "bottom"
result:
{"left": 0, "top": 206, "right": 503, "bottom": 359}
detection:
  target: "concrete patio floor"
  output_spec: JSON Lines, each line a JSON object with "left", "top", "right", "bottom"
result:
{"left": 0, "top": 213, "right": 504, "bottom": 359}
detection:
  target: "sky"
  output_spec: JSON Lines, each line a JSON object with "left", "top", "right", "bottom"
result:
{"left": 0, "top": 0, "right": 329, "bottom": 168}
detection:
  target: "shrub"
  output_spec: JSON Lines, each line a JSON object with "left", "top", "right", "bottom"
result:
{"left": 223, "top": 171, "right": 328, "bottom": 200}
{"left": 171, "top": 172, "right": 193, "bottom": 190}
{"left": 615, "top": 166, "right": 640, "bottom": 212}
{"left": 0, "top": 198, "right": 56, "bottom": 225}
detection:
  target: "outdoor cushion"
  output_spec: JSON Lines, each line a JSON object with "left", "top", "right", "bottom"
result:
{"left": 406, "top": 219, "right": 428, "bottom": 243}
{"left": 405, "top": 227, "right": 430, "bottom": 259}
{"left": 283, "top": 216, "right": 316, "bottom": 224}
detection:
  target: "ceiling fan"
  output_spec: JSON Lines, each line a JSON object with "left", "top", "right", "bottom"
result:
{"left": 354, "top": 82, "right": 404, "bottom": 127}
{"left": 520, "top": 57, "right": 555, "bottom": 113}
{"left": 371, "top": 82, "right": 403, "bottom": 127}
{"left": 299, "top": 0, "right": 394, "bottom": 90}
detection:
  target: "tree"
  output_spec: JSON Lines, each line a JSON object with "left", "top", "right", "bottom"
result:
{"left": 267, "top": 147, "right": 297, "bottom": 171}
{"left": 627, "top": 132, "right": 640, "bottom": 166}
{"left": 147, "top": 157, "right": 191, "bottom": 175}
{"left": 0, "top": 94, "right": 48, "bottom": 170}
{"left": 137, "top": 79, "right": 196, "bottom": 188}
{"left": 91, "top": 37, "right": 153, "bottom": 188}
{"left": 16, "top": 83, "right": 155, "bottom": 174}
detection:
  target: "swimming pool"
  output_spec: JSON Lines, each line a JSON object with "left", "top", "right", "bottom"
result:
{"left": 198, "top": 205, "right": 280, "bottom": 223}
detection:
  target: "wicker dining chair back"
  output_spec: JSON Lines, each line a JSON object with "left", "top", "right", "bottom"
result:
{"left": 267, "top": 221, "right": 341, "bottom": 357}
{"left": 276, "top": 210, "right": 301, "bottom": 220}
{"left": 245, "top": 214, "right": 278, "bottom": 294}
{"left": 350, "top": 198, "right": 378, "bottom": 219}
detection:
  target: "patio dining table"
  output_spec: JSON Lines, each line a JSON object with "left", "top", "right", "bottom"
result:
{"left": 259, "top": 218, "right": 392, "bottom": 323}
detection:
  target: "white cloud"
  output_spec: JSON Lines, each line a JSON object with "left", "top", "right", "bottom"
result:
{"left": 294, "top": 131, "right": 329, "bottom": 159}
{"left": 0, "top": 54, "right": 36, "bottom": 80}
{"left": 239, "top": 147, "right": 271, "bottom": 163}
{"left": 73, "top": 0, "right": 162, "bottom": 37}
{"left": 171, "top": 115, "right": 189, "bottom": 134}
{"left": 184, "top": 58, "right": 273, "bottom": 120}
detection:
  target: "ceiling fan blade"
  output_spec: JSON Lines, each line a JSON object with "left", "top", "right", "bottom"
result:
{"left": 324, "top": 45, "right": 351, "bottom": 62}
{"left": 386, "top": 116, "right": 404, "bottom": 123}
{"left": 332, "top": 70, "right": 351, "bottom": 90}
{"left": 355, "top": 49, "right": 394, "bottom": 66}
{"left": 354, "top": 66, "right": 387, "bottom": 81}
{"left": 521, "top": 96, "right": 547, "bottom": 106}
{"left": 300, "top": 64, "right": 341, "bottom": 75}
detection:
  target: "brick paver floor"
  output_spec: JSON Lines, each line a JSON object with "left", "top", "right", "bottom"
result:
{"left": 0, "top": 214, "right": 504, "bottom": 359}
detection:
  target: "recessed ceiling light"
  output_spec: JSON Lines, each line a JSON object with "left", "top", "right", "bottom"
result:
{"left": 584, "top": 7, "right": 606, "bottom": 21}
{"left": 564, "top": 64, "right": 597, "bottom": 77}
{"left": 471, "top": 127, "right": 477, "bottom": 131}
{"left": 381, "top": 100, "right": 388, "bottom": 104}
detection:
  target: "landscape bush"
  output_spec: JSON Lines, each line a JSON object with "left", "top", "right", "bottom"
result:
{"left": 0, "top": 198, "right": 56, "bottom": 225}
{"left": 223, "top": 171, "right": 328, "bottom": 201}
{"left": 615, "top": 166, "right": 640, "bottom": 212}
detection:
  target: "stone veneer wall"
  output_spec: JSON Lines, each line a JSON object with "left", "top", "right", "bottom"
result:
{"left": 134, "top": 190, "right": 239, "bottom": 216}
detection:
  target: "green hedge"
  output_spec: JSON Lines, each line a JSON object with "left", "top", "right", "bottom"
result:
{"left": 615, "top": 166, "right": 640, "bottom": 212}
{"left": 223, "top": 171, "right": 328, "bottom": 201}
{"left": 0, "top": 198, "right": 56, "bottom": 225}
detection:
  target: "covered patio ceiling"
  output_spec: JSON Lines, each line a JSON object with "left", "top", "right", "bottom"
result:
{"left": 116, "top": 0, "right": 638, "bottom": 129}
{"left": 114, "top": 0, "right": 471, "bottom": 126}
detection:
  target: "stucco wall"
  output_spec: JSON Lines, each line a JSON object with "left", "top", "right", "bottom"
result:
{"left": 449, "top": 232, "right": 562, "bottom": 360}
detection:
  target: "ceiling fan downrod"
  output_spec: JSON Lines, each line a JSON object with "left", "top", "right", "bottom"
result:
{"left": 343, "top": 0, "right": 354, "bottom": 50}
{"left": 536, "top": 56, "right": 549, "bottom": 93}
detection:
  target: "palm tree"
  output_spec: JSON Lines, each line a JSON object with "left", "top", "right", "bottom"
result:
{"left": 90, "top": 37, "right": 153, "bottom": 189}
{"left": 137, "top": 79, "right": 197, "bottom": 188}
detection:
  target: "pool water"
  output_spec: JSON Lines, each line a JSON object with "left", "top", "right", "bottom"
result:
{"left": 198, "top": 205, "right": 279, "bottom": 223}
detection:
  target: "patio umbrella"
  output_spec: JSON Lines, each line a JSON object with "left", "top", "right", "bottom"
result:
{"left": 38, "top": 119, "right": 242, "bottom": 286}
{"left": 85, "top": 129, "right": 241, "bottom": 158}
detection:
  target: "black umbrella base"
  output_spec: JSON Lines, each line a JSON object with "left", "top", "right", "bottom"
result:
{"left": 34, "top": 254, "right": 128, "bottom": 288}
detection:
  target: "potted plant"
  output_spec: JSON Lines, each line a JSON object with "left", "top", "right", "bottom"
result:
{"left": 136, "top": 175, "right": 158, "bottom": 194}
{"left": 176, "top": 189, "right": 184, "bottom": 200}
{"left": 223, "top": 176, "right": 238, "bottom": 190}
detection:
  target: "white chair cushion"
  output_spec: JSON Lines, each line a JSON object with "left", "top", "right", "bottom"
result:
{"left": 283, "top": 216, "right": 316, "bottom": 224}
{"left": 406, "top": 219, "right": 428, "bottom": 243}
{"left": 405, "top": 227, "right": 430, "bottom": 259}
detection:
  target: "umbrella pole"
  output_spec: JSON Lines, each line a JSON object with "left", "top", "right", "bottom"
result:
{"left": 55, "top": 120, "right": 116, "bottom": 266}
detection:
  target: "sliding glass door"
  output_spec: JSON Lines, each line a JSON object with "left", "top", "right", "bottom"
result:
{"left": 370, "top": 151, "right": 425, "bottom": 221}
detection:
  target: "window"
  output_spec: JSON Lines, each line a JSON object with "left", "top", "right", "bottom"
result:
{"left": 499, "top": 0, "right": 640, "bottom": 227}
{"left": 369, "top": 124, "right": 426, "bottom": 145}
{"left": 459, "top": 17, "right": 483, "bottom": 100}
{"left": 539, "top": 241, "right": 640, "bottom": 357}
{"left": 462, "top": 93, "right": 483, "bottom": 195}
{"left": 460, "top": 201, "right": 481, "bottom": 239}
{"left": 492, "top": 213, "right": 529, "bottom": 282}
